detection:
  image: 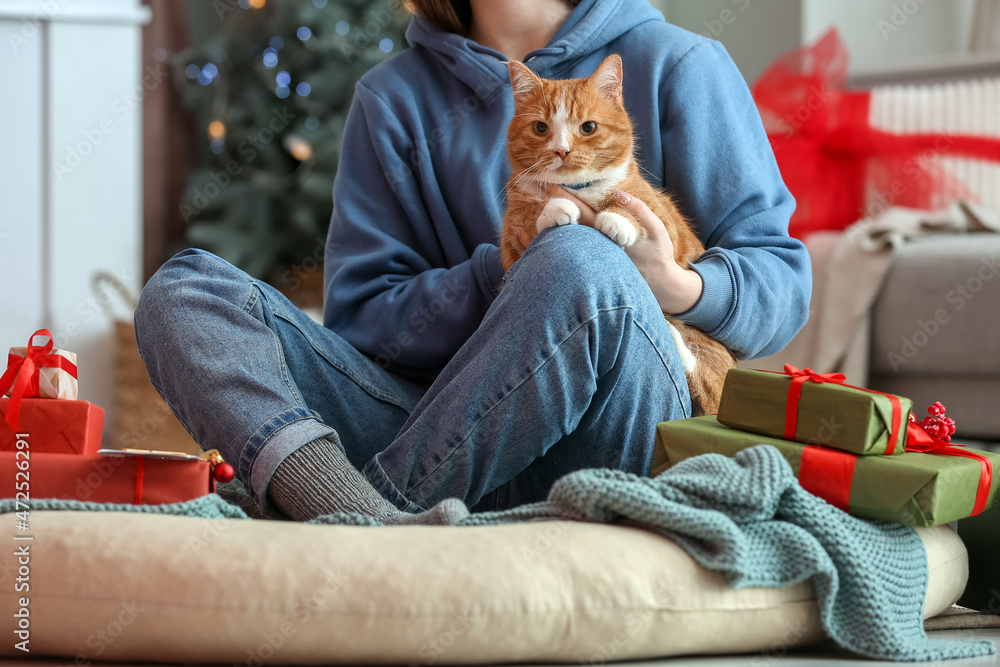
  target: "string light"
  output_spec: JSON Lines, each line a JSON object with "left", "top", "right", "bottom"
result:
{"left": 284, "top": 135, "right": 314, "bottom": 161}
{"left": 208, "top": 120, "right": 226, "bottom": 139}
{"left": 198, "top": 63, "right": 219, "bottom": 86}
{"left": 249, "top": 0, "right": 266, "bottom": 8}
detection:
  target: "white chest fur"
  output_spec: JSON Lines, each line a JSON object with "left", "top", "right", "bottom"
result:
{"left": 518, "top": 159, "right": 631, "bottom": 204}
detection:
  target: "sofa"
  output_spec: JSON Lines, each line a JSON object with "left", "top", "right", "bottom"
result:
{"left": 869, "top": 233, "right": 1000, "bottom": 439}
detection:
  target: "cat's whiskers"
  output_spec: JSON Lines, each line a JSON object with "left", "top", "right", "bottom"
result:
{"left": 513, "top": 104, "right": 547, "bottom": 118}
{"left": 547, "top": 160, "right": 629, "bottom": 194}
{"left": 510, "top": 162, "right": 548, "bottom": 197}
{"left": 590, "top": 153, "right": 661, "bottom": 185}
{"left": 486, "top": 160, "right": 545, "bottom": 222}
{"left": 510, "top": 160, "right": 545, "bottom": 185}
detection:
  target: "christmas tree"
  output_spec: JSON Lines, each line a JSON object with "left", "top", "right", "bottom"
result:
{"left": 175, "top": 0, "right": 410, "bottom": 291}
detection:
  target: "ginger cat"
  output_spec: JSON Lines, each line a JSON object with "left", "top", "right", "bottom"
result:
{"left": 501, "top": 54, "right": 736, "bottom": 416}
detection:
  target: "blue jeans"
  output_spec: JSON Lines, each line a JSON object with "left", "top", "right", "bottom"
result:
{"left": 134, "top": 225, "right": 691, "bottom": 515}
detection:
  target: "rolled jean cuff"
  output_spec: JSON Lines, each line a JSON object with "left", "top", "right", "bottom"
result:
{"left": 363, "top": 457, "right": 424, "bottom": 513}
{"left": 247, "top": 408, "right": 337, "bottom": 514}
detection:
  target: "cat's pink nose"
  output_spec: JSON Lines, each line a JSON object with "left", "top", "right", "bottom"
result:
{"left": 554, "top": 149, "right": 570, "bottom": 160}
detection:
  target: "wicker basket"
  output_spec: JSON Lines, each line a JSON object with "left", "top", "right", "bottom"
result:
{"left": 93, "top": 272, "right": 201, "bottom": 455}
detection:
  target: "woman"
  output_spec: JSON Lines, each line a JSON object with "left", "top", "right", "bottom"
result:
{"left": 135, "top": 0, "right": 810, "bottom": 522}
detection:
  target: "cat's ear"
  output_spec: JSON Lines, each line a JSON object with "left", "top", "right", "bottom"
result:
{"left": 589, "top": 54, "right": 624, "bottom": 106}
{"left": 507, "top": 61, "right": 542, "bottom": 103}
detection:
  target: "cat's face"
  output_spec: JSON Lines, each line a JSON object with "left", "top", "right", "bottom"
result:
{"left": 507, "top": 55, "right": 633, "bottom": 187}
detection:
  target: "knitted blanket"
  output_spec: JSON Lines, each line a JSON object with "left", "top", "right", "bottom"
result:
{"left": 3, "top": 445, "right": 993, "bottom": 661}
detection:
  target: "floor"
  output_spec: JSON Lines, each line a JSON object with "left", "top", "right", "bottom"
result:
{"left": 657, "top": 628, "right": 1000, "bottom": 666}
{"left": 1, "top": 629, "right": 999, "bottom": 666}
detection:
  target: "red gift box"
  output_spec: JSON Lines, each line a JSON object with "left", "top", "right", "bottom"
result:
{"left": 0, "top": 397, "right": 104, "bottom": 455}
{"left": 0, "top": 452, "right": 214, "bottom": 505}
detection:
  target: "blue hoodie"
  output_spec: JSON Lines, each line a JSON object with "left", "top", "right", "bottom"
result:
{"left": 324, "top": 0, "right": 811, "bottom": 382}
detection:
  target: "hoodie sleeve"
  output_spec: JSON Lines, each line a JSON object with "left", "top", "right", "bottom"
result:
{"left": 661, "top": 40, "right": 811, "bottom": 360}
{"left": 323, "top": 83, "right": 506, "bottom": 379}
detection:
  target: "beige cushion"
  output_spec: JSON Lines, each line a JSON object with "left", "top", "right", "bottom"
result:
{"left": 0, "top": 512, "right": 966, "bottom": 664}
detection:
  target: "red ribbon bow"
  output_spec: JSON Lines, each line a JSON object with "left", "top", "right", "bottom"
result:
{"left": 782, "top": 364, "right": 903, "bottom": 456}
{"left": 753, "top": 28, "right": 1000, "bottom": 239}
{"left": 0, "top": 329, "right": 79, "bottom": 433}
{"left": 783, "top": 364, "right": 846, "bottom": 442}
{"left": 904, "top": 415, "right": 993, "bottom": 517}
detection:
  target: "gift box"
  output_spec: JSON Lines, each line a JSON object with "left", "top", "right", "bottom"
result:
{"left": 5, "top": 342, "right": 78, "bottom": 401}
{"left": 0, "top": 451, "right": 215, "bottom": 505}
{"left": 653, "top": 416, "right": 999, "bottom": 527}
{"left": 0, "top": 397, "right": 104, "bottom": 455}
{"left": 716, "top": 367, "right": 912, "bottom": 456}
{"left": 0, "top": 329, "right": 80, "bottom": 434}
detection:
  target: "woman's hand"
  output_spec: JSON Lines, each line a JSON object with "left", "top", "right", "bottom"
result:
{"left": 549, "top": 185, "right": 703, "bottom": 314}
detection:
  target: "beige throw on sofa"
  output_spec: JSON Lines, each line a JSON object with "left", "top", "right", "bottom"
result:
{"left": 752, "top": 202, "right": 1000, "bottom": 384}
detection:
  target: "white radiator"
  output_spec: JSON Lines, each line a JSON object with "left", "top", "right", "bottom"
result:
{"left": 868, "top": 78, "right": 1000, "bottom": 210}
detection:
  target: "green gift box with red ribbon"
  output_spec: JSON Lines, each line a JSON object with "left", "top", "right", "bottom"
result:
{"left": 716, "top": 366, "right": 913, "bottom": 457}
{"left": 653, "top": 416, "right": 998, "bottom": 527}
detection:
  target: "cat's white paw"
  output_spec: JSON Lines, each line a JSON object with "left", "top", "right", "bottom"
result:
{"left": 595, "top": 211, "right": 639, "bottom": 247}
{"left": 536, "top": 198, "right": 581, "bottom": 232}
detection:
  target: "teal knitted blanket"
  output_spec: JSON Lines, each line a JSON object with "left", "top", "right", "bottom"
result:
{"left": 3, "top": 445, "right": 993, "bottom": 661}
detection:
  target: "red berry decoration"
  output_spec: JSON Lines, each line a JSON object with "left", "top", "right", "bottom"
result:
{"left": 918, "top": 402, "right": 956, "bottom": 443}
{"left": 212, "top": 462, "right": 236, "bottom": 484}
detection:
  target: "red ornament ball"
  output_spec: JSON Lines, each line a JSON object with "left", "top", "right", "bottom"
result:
{"left": 213, "top": 462, "right": 236, "bottom": 484}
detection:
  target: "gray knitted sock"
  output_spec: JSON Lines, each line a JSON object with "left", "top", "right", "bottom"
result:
{"left": 267, "top": 435, "right": 468, "bottom": 525}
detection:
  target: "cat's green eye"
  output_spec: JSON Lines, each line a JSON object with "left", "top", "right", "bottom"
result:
{"left": 581, "top": 121, "right": 597, "bottom": 134}
{"left": 534, "top": 122, "right": 548, "bottom": 134}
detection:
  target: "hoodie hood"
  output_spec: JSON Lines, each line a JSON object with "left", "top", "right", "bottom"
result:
{"left": 405, "top": 0, "right": 666, "bottom": 100}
